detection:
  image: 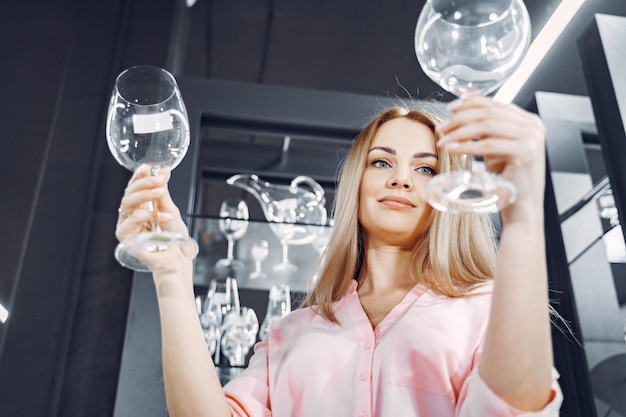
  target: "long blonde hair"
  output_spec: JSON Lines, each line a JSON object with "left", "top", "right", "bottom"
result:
{"left": 302, "top": 106, "right": 497, "bottom": 323}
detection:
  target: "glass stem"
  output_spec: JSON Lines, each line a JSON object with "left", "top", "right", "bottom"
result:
{"left": 226, "top": 238, "right": 234, "bottom": 260}
{"left": 464, "top": 154, "right": 473, "bottom": 172}
{"left": 281, "top": 241, "right": 289, "bottom": 264}
{"left": 148, "top": 166, "right": 161, "bottom": 232}
{"left": 458, "top": 92, "right": 476, "bottom": 175}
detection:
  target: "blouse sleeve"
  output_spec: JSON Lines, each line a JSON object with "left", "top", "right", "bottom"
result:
{"left": 456, "top": 366, "right": 563, "bottom": 417}
{"left": 222, "top": 339, "right": 272, "bottom": 417}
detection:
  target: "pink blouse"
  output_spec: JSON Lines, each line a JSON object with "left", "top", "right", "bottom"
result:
{"left": 223, "top": 280, "right": 562, "bottom": 417}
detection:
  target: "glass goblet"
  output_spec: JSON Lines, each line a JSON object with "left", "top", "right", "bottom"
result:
{"left": 259, "top": 284, "right": 291, "bottom": 341}
{"left": 249, "top": 240, "right": 269, "bottom": 280}
{"left": 221, "top": 306, "right": 259, "bottom": 367}
{"left": 215, "top": 199, "right": 249, "bottom": 272}
{"left": 197, "top": 294, "right": 223, "bottom": 357}
{"left": 207, "top": 277, "right": 240, "bottom": 364}
{"left": 415, "top": 0, "right": 531, "bottom": 213}
{"left": 106, "top": 65, "right": 197, "bottom": 271}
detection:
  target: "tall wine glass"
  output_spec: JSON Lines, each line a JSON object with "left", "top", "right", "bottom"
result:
{"left": 208, "top": 277, "right": 239, "bottom": 364}
{"left": 196, "top": 294, "right": 222, "bottom": 357}
{"left": 221, "top": 306, "right": 259, "bottom": 367}
{"left": 259, "top": 284, "right": 291, "bottom": 341}
{"left": 414, "top": 0, "right": 531, "bottom": 213}
{"left": 215, "top": 199, "right": 249, "bottom": 271}
{"left": 106, "top": 65, "right": 196, "bottom": 271}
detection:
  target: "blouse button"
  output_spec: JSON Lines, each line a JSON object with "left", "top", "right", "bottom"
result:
{"left": 359, "top": 372, "right": 368, "bottom": 381}
{"left": 364, "top": 340, "right": 372, "bottom": 350}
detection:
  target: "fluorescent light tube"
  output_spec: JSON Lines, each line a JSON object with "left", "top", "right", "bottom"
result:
{"left": 0, "top": 302, "right": 7, "bottom": 323}
{"left": 494, "top": 0, "right": 587, "bottom": 103}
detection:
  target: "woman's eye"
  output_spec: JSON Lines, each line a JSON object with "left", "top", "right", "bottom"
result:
{"left": 372, "top": 159, "right": 391, "bottom": 169}
{"left": 417, "top": 166, "right": 436, "bottom": 176}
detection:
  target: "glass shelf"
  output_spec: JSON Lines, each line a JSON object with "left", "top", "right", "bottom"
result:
{"left": 188, "top": 215, "right": 332, "bottom": 292}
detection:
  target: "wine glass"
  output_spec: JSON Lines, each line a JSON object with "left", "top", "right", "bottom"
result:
{"left": 249, "top": 240, "right": 269, "bottom": 280}
{"left": 221, "top": 306, "right": 259, "bottom": 367}
{"left": 414, "top": 0, "right": 531, "bottom": 213}
{"left": 259, "top": 284, "right": 291, "bottom": 341}
{"left": 106, "top": 65, "right": 196, "bottom": 271}
{"left": 269, "top": 198, "right": 310, "bottom": 274}
{"left": 207, "top": 277, "right": 239, "bottom": 364}
{"left": 215, "top": 199, "right": 249, "bottom": 271}
{"left": 196, "top": 294, "right": 222, "bottom": 356}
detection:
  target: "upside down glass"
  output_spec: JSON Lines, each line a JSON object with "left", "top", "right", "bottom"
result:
{"left": 414, "top": 0, "right": 531, "bottom": 213}
{"left": 106, "top": 65, "right": 197, "bottom": 271}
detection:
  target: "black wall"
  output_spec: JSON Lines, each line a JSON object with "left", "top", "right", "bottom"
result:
{"left": 0, "top": 1, "right": 177, "bottom": 415}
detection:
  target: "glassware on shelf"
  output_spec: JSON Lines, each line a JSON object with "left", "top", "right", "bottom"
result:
{"left": 196, "top": 294, "right": 222, "bottom": 356}
{"left": 207, "top": 277, "right": 240, "bottom": 364}
{"left": 249, "top": 240, "right": 269, "bottom": 280}
{"left": 106, "top": 65, "right": 196, "bottom": 271}
{"left": 311, "top": 223, "right": 332, "bottom": 254}
{"left": 215, "top": 199, "right": 249, "bottom": 272}
{"left": 220, "top": 306, "right": 259, "bottom": 367}
{"left": 259, "top": 284, "right": 291, "bottom": 341}
{"left": 226, "top": 174, "right": 327, "bottom": 273}
{"left": 414, "top": 0, "right": 531, "bottom": 213}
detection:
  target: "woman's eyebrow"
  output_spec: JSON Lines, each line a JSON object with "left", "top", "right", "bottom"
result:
{"left": 368, "top": 146, "right": 395, "bottom": 154}
{"left": 368, "top": 147, "right": 438, "bottom": 160}
{"left": 413, "top": 152, "right": 438, "bottom": 160}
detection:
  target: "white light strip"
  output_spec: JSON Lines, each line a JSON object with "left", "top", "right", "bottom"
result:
{"left": 0, "top": 302, "right": 7, "bottom": 323}
{"left": 494, "top": 0, "right": 587, "bottom": 103}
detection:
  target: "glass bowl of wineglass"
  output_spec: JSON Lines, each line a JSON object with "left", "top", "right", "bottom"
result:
{"left": 221, "top": 306, "right": 259, "bottom": 367}
{"left": 414, "top": 0, "right": 531, "bottom": 213}
{"left": 106, "top": 65, "right": 197, "bottom": 271}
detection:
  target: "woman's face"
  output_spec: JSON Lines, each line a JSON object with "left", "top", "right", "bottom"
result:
{"left": 358, "top": 117, "right": 438, "bottom": 248}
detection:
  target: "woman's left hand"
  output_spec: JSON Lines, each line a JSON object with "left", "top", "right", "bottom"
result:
{"left": 439, "top": 98, "right": 556, "bottom": 411}
{"left": 436, "top": 96, "right": 546, "bottom": 219}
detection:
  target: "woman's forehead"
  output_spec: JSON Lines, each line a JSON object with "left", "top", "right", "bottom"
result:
{"left": 372, "top": 118, "right": 436, "bottom": 149}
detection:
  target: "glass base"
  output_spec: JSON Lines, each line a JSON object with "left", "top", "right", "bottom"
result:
{"left": 115, "top": 231, "right": 197, "bottom": 272}
{"left": 215, "top": 258, "right": 244, "bottom": 270}
{"left": 424, "top": 170, "right": 516, "bottom": 214}
{"left": 214, "top": 258, "right": 245, "bottom": 278}
{"left": 249, "top": 271, "right": 268, "bottom": 280}
{"left": 273, "top": 262, "right": 297, "bottom": 274}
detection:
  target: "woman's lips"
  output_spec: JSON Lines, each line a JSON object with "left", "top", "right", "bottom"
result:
{"left": 379, "top": 196, "right": 415, "bottom": 209}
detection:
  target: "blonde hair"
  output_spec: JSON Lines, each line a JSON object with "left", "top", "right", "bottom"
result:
{"left": 302, "top": 106, "right": 497, "bottom": 323}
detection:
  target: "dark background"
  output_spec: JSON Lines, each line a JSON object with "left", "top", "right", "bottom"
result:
{"left": 2, "top": 0, "right": 626, "bottom": 415}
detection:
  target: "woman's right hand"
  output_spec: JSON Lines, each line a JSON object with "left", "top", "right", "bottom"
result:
{"left": 118, "top": 168, "right": 232, "bottom": 417}
{"left": 115, "top": 165, "right": 198, "bottom": 281}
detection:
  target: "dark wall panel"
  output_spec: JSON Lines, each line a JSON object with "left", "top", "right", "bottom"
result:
{"left": 0, "top": 0, "right": 177, "bottom": 416}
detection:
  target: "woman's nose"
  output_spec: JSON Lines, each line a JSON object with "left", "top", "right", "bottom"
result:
{"left": 387, "top": 167, "right": 413, "bottom": 190}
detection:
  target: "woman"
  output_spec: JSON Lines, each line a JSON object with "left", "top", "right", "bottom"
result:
{"left": 116, "top": 96, "right": 562, "bottom": 416}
